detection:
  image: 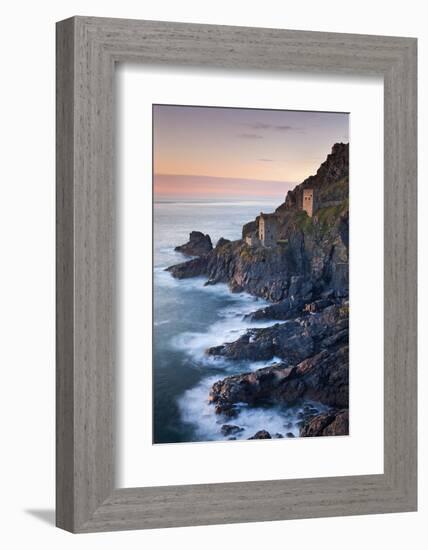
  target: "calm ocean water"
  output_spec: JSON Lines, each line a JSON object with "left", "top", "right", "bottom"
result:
{"left": 153, "top": 200, "right": 326, "bottom": 444}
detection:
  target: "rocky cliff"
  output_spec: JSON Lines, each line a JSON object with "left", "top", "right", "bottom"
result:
{"left": 278, "top": 142, "right": 349, "bottom": 212}
{"left": 168, "top": 143, "right": 349, "bottom": 304}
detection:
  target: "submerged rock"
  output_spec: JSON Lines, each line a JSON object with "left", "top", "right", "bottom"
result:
{"left": 248, "top": 430, "right": 271, "bottom": 440}
{"left": 221, "top": 424, "right": 243, "bottom": 436}
{"left": 214, "top": 402, "right": 238, "bottom": 418}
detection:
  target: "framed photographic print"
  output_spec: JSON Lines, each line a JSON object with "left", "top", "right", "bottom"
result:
{"left": 56, "top": 17, "right": 417, "bottom": 532}
{"left": 151, "top": 105, "right": 350, "bottom": 446}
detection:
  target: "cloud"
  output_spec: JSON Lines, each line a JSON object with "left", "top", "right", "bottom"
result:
{"left": 274, "top": 125, "right": 294, "bottom": 131}
{"left": 237, "top": 133, "right": 263, "bottom": 139}
{"left": 258, "top": 158, "right": 275, "bottom": 162}
{"left": 242, "top": 122, "right": 297, "bottom": 133}
{"left": 244, "top": 122, "right": 271, "bottom": 130}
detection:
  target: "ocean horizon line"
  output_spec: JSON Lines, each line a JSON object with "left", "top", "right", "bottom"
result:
{"left": 154, "top": 198, "right": 282, "bottom": 205}
{"left": 154, "top": 173, "right": 296, "bottom": 185}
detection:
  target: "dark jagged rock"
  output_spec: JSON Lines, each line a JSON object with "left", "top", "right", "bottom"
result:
{"left": 221, "top": 424, "right": 244, "bottom": 436}
{"left": 300, "top": 409, "right": 349, "bottom": 437}
{"left": 166, "top": 255, "right": 209, "bottom": 279}
{"left": 175, "top": 231, "right": 213, "bottom": 256}
{"left": 278, "top": 143, "right": 349, "bottom": 214}
{"left": 248, "top": 430, "right": 271, "bottom": 440}
{"left": 209, "top": 365, "right": 296, "bottom": 407}
{"left": 242, "top": 220, "right": 257, "bottom": 239}
{"left": 214, "top": 402, "right": 238, "bottom": 418}
{"left": 244, "top": 297, "right": 306, "bottom": 321}
{"left": 216, "top": 237, "right": 231, "bottom": 248}
{"left": 288, "top": 275, "right": 313, "bottom": 301}
{"left": 209, "top": 344, "right": 349, "bottom": 412}
{"left": 207, "top": 303, "right": 348, "bottom": 364}
{"left": 304, "top": 298, "right": 335, "bottom": 313}
{"left": 206, "top": 321, "right": 314, "bottom": 363}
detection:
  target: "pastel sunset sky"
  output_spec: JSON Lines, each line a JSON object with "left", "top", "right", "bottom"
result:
{"left": 153, "top": 105, "right": 349, "bottom": 201}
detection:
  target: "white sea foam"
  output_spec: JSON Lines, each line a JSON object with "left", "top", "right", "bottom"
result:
{"left": 156, "top": 266, "right": 308, "bottom": 440}
{"left": 178, "top": 375, "right": 328, "bottom": 442}
{"left": 168, "top": 278, "right": 318, "bottom": 442}
{"left": 154, "top": 320, "right": 170, "bottom": 327}
{"left": 170, "top": 290, "right": 279, "bottom": 368}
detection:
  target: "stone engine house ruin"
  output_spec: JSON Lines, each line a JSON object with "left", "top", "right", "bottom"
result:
{"left": 245, "top": 188, "right": 319, "bottom": 248}
{"left": 259, "top": 213, "right": 278, "bottom": 247}
{"left": 302, "top": 188, "right": 315, "bottom": 217}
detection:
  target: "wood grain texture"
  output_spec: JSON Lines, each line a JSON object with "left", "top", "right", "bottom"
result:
{"left": 56, "top": 18, "right": 75, "bottom": 532}
{"left": 56, "top": 16, "right": 417, "bottom": 533}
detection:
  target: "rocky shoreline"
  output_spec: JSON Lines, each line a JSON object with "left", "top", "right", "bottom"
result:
{"left": 166, "top": 143, "right": 349, "bottom": 439}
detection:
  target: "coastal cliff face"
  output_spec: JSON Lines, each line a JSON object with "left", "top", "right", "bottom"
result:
{"left": 278, "top": 142, "right": 349, "bottom": 212}
{"left": 167, "top": 143, "right": 349, "bottom": 304}
{"left": 166, "top": 143, "right": 349, "bottom": 438}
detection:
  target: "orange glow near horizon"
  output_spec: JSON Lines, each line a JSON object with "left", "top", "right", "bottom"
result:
{"left": 153, "top": 105, "right": 349, "bottom": 199}
{"left": 154, "top": 174, "right": 295, "bottom": 200}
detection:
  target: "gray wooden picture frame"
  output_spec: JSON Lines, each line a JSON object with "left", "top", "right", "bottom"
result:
{"left": 56, "top": 16, "right": 417, "bottom": 533}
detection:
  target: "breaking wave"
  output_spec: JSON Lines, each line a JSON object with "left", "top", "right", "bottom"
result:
{"left": 178, "top": 375, "right": 328, "bottom": 442}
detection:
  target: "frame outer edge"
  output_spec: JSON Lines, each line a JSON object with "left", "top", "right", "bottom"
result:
{"left": 383, "top": 39, "right": 417, "bottom": 510}
{"left": 72, "top": 15, "right": 116, "bottom": 531}
{"left": 396, "top": 38, "right": 417, "bottom": 508}
{"left": 56, "top": 16, "right": 76, "bottom": 532}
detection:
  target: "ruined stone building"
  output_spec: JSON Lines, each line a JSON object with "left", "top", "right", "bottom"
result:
{"left": 302, "top": 188, "right": 315, "bottom": 217}
{"left": 245, "top": 233, "right": 259, "bottom": 247}
{"left": 259, "top": 213, "right": 278, "bottom": 247}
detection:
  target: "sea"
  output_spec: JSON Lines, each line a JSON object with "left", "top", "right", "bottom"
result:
{"left": 153, "top": 199, "right": 327, "bottom": 444}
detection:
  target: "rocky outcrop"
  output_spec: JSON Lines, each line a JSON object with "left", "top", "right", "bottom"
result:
{"left": 209, "top": 343, "right": 348, "bottom": 414}
{"left": 166, "top": 255, "right": 209, "bottom": 279}
{"left": 300, "top": 409, "right": 349, "bottom": 437}
{"left": 216, "top": 237, "right": 231, "bottom": 249}
{"left": 207, "top": 321, "right": 314, "bottom": 363}
{"left": 244, "top": 297, "right": 306, "bottom": 321}
{"left": 207, "top": 303, "right": 348, "bottom": 364}
{"left": 242, "top": 220, "right": 258, "bottom": 239}
{"left": 175, "top": 231, "right": 213, "bottom": 256}
{"left": 244, "top": 296, "right": 336, "bottom": 323}
{"left": 207, "top": 302, "right": 349, "bottom": 431}
{"left": 221, "top": 424, "right": 243, "bottom": 436}
{"left": 248, "top": 430, "right": 271, "bottom": 440}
